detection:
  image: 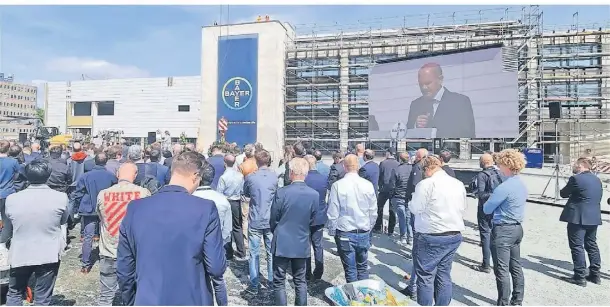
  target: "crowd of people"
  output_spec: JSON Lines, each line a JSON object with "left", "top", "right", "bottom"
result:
{"left": 0, "top": 138, "right": 604, "bottom": 306}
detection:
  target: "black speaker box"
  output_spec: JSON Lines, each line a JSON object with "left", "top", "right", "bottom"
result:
{"left": 549, "top": 101, "right": 562, "bottom": 119}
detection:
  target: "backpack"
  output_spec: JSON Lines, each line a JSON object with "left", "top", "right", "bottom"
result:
{"left": 481, "top": 168, "right": 504, "bottom": 193}
{"left": 468, "top": 167, "right": 504, "bottom": 194}
{"left": 138, "top": 163, "right": 162, "bottom": 194}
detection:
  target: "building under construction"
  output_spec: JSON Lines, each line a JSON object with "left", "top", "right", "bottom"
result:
{"left": 284, "top": 6, "right": 610, "bottom": 161}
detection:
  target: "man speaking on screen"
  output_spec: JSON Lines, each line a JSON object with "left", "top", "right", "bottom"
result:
{"left": 406, "top": 63, "right": 476, "bottom": 138}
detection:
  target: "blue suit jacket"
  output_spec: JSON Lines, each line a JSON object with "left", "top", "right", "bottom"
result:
{"left": 305, "top": 170, "right": 328, "bottom": 226}
{"left": 207, "top": 155, "right": 225, "bottom": 190}
{"left": 269, "top": 181, "right": 318, "bottom": 259}
{"left": 117, "top": 185, "right": 227, "bottom": 306}
{"left": 359, "top": 160, "right": 380, "bottom": 194}
{"left": 559, "top": 171, "right": 603, "bottom": 226}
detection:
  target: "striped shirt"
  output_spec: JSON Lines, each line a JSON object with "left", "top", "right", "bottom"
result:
{"left": 96, "top": 180, "right": 151, "bottom": 258}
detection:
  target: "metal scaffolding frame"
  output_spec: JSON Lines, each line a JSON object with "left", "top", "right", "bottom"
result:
{"left": 283, "top": 6, "right": 610, "bottom": 159}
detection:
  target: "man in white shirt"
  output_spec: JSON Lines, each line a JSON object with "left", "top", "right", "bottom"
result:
{"left": 409, "top": 156, "right": 466, "bottom": 306}
{"left": 192, "top": 162, "right": 231, "bottom": 306}
{"left": 327, "top": 154, "right": 377, "bottom": 283}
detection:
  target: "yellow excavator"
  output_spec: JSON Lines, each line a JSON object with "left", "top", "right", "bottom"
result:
{"left": 0, "top": 116, "right": 72, "bottom": 150}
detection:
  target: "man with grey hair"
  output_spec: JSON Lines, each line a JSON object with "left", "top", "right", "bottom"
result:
{"left": 270, "top": 157, "right": 318, "bottom": 305}
{"left": 163, "top": 143, "right": 183, "bottom": 169}
{"left": 303, "top": 155, "right": 328, "bottom": 281}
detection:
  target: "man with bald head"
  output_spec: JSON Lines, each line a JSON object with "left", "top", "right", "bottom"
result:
{"left": 471, "top": 153, "right": 505, "bottom": 274}
{"left": 96, "top": 162, "right": 150, "bottom": 305}
{"left": 327, "top": 154, "right": 377, "bottom": 283}
{"left": 406, "top": 63, "right": 475, "bottom": 138}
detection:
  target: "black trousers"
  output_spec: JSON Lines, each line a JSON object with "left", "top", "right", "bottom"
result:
{"left": 373, "top": 192, "right": 396, "bottom": 233}
{"left": 6, "top": 262, "right": 60, "bottom": 306}
{"left": 306, "top": 225, "right": 324, "bottom": 279}
{"left": 491, "top": 224, "right": 524, "bottom": 306}
{"left": 477, "top": 206, "right": 493, "bottom": 268}
{"left": 567, "top": 223, "right": 601, "bottom": 280}
{"left": 272, "top": 256, "right": 307, "bottom": 306}
{"left": 228, "top": 199, "right": 245, "bottom": 258}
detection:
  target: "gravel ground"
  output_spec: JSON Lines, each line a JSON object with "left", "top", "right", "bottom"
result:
{"left": 49, "top": 198, "right": 609, "bottom": 306}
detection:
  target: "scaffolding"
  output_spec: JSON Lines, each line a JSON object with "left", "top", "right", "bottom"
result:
{"left": 283, "top": 6, "right": 610, "bottom": 160}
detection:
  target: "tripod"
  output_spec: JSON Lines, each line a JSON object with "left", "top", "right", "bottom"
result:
{"left": 541, "top": 119, "right": 566, "bottom": 202}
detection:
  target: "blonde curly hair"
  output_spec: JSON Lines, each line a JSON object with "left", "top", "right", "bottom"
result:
{"left": 496, "top": 149, "right": 526, "bottom": 174}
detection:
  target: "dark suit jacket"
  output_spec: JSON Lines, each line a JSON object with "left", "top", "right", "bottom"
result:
{"left": 305, "top": 170, "right": 329, "bottom": 226}
{"left": 270, "top": 181, "right": 318, "bottom": 259}
{"left": 559, "top": 171, "right": 603, "bottom": 226}
{"left": 327, "top": 161, "right": 346, "bottom": 190}
{"left": 379, "top": 158, "right": 400, "bottom": 194}
{"left": 359, "top": 161, "right": 380, "bottom": 194}
{"left": 406, "top": 88, "right": 476, "bottom": 138}
{"left": 406, "top": 161, "right": 425, "bottom": 201}
{"left": 117, "top": 185, "right": 227, "bottom": 306}
{"left": 206, "top": 154, "right": 225, "bottom": 190}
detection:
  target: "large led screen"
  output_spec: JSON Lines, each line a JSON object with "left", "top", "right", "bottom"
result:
{"left": 368, "top": 46, "right": 518, "bottom": 139}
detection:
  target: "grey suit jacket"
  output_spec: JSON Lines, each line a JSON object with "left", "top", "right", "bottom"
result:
{"left": 0, "top": 184, "right": 69, "bottom": 268}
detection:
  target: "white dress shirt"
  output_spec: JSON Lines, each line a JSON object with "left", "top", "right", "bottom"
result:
{"left": 193, "top": 187, "right": 232, "bottom": 245}
{"left": 431, "top": 86, "right": 445, "bottom": 116}
{"left": 327, "top": 173, "right": 378, "bottom": 233}
{"left": 409, "top": 170, "right": 466, "bottom": 234}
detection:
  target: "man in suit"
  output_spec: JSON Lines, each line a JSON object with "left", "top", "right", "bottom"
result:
{"left": 374, "top": 148, "right": 400, "bottom": 234}
{"left": 0, "top": 160, "right": 69, "bottom": 305}
{"left": 304, "top": 155, "right": 328, "bottom": 281}
{"left": 439, "top": 150, "right": 456, "bottom": 178}
{"left": 207, "top": 145, "right": 226, "bottom": 190}
{"left": 327, "top": 151, "right": 346, "bottom": 190}
{"left": 559, "top": 157, "right": 603, "bottom": 286}
{"left": 71, "top": 152, "right": 118, "bottom": 273}
{"left": 358, "top": 149, "right": 380, "bottom": 194}
{"left": 270, "top": 157, "right": 318, "bottom": 306}
{"left": 117, "top": 152, "right": 227, "bottom": 305}
{"left": 406, "top": 63, "right": 476, "bottom": 138}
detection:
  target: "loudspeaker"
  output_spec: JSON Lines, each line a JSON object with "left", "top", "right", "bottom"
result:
{"left": 549, "top": 101, "right": 562, "bottom": 119}
{"left": 18, "top": 133, "right": 28, "bottom": 144}
{"left": 147, "top": 132, "right": 156, "bottom": 145}
{"left": 432, "top": 138, "right": 444, "bottom": 155}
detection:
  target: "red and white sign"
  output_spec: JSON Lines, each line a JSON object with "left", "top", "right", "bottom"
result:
{"left": 218, "top": 117, "right": 228, "bottom": 132}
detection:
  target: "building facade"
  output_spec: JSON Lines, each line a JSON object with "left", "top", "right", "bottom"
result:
{"left": 285, "top": 7, "right": 610, "bottom": 160}
{"left": 0, "top": 80, "right": 38, "bottom": 140}
{"left": 45, "top": 6, "right": 609, "bottom": 161}
{"left": 45, "top": 76, "right": 201, "bottom": 144}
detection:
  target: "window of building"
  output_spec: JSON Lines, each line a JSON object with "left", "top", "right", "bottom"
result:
{"left": 178, "top": 105, "right": 190, "bottom": 112}
{"left": 98, "top": 101, "right": 115, "bottom": 116}
{"left": 73, "top": 101, "right": 92, "bottom": 116}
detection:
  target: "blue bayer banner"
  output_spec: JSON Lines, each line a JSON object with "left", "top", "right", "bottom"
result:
{"left": 217, "top": 34, "right": 258, "bottom": 146}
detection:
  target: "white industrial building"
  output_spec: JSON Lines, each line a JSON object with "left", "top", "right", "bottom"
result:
{"left": 45, "top": 76, "right": 201, "bottom": 144}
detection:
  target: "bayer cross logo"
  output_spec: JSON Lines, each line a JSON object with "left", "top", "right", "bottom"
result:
{"left": 222, "top": 77, "right": 253, "bottom": 110}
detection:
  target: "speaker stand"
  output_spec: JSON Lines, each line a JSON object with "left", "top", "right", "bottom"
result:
{"left": 540, "top": 119, "right": 564, "bottom": 202}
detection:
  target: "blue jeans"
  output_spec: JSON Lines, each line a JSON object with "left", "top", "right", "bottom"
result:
{"left": 408, "top": 214, "right": 417, "bottom": 291}
{"left": 81, "top": 215, "right": 98, "bottom": 268}
{"left": 334, "top": 230, "right": 371, "bottom": 283}
{"left": 248, "top": 228, "right": 273, "bottom": 288}
{"left": 414, "top": 233, "right": 463, "bottom": 306}
{"left": 391, "top": 198, "right": 412, "bottom": 239}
